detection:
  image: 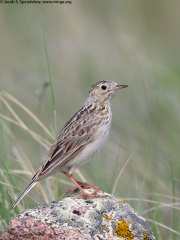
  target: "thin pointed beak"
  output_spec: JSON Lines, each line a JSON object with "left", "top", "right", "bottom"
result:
{"left": 113, "top": 84, "right": 128, "bottom": 91}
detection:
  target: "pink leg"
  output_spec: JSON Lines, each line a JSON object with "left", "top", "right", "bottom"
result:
{"left": 63, "top": 172, "right": 107, "bottom": 199}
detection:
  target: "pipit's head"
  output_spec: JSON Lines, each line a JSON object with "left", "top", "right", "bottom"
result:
{"left": 88, "top": 80, "right": 128, "bottom": 103}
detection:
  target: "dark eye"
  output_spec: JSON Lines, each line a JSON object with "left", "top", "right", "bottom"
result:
{"left": 101, "top": 85, "right": 107, "bottom": 90}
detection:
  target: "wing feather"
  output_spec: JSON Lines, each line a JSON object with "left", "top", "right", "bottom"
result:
{"left": 32, "top": 110, "right": 98, "bottom": 181}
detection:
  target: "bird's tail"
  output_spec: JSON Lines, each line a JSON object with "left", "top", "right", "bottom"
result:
{"left": 11, "top": 180, "right": 37, "bottom": 210}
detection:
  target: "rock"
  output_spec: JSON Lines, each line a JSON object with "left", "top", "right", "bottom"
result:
{"left": 0, "top": 188, "right": 155, "bottom": 239}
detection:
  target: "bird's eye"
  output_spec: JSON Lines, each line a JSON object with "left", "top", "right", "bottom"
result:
{"left": 101, "top": 85, "right": 107, "bottom": 90}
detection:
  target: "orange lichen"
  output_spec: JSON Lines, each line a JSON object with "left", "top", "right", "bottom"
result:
{"left": 114, "top": 218, "right": 134, "bottom": 240}
{"left": 103, "top": 214, "right": 112, "bottom": 221}
{"left": 119, "top": 199, "right": 126, "bottom": 204}
{"left": 143, "top": 232, "right": 150, "bottom": 240}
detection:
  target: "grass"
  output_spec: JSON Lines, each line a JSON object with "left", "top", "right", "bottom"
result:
{"left": 0, "top": 1, "right": 180, "bottom": 239}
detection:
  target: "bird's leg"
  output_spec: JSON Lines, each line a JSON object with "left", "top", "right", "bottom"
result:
{"left": 63, "top": 172, "right": 107, "bottom": 199}
{"left": 63, "top": 172, "right": 91, "bottom": 196}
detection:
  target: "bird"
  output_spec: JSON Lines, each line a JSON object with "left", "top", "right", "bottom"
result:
{"left": 11, "top": 80, "right": 128, "bottom": 209}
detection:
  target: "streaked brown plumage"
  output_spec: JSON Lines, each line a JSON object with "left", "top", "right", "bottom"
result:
{"left": 11, "top": 80, "right": 128, "bottom": 209}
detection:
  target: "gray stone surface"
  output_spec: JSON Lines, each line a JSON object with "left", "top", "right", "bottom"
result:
{"left": 0, "top": 188, "right": 155, "bottom": 239}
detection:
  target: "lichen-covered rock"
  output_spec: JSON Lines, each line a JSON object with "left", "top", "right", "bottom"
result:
{"left": 0, "top": 188, "right": 155, "bottom": 239}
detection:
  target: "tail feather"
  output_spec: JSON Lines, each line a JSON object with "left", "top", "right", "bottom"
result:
{"left": 11, "top": 180, "right": 37, "bottom": 210}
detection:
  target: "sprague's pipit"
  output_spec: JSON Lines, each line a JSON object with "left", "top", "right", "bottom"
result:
{"left": 11, "top": 80, "right": 128, "bottom": 209}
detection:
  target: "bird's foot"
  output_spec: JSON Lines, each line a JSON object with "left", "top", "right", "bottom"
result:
{"left": 63, "top": 172, "right": 107, "bottom": 198}
{"left": 66, "top": 181, "right": 100, "bottom": 195}
{"left": 76, "top": 181, "right": 101, "bottom": 191}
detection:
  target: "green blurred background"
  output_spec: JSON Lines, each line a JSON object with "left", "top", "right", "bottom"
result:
{"left": 0, "top": 1, "right": 180, "bottom": 239}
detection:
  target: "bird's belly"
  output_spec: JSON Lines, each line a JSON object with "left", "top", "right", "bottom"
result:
{"left": 62, "top": 124, "right": 110, "bottom": 174}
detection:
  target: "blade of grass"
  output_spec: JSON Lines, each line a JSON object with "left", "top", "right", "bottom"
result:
{"left": 146, "top": 218, "right": 180, "bottom": 236}
{"left": 0, "top": 114, "right": 50, "bottom": 149}
{"left": 41, "top": 19, "right": 56, "bottom": 134}
{"left": 108, "top": 148, "right": 122, "bottom": 193}
{"left": 112, "top": 151, "right": 134, "bottom": 195}
{"left": 1, "top": 91, "right": 54, "bottom": 140}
